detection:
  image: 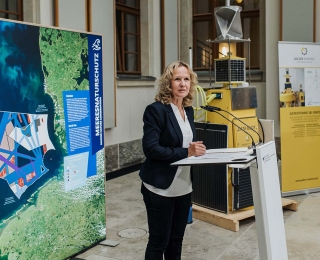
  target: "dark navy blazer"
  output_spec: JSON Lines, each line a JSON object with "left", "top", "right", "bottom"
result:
{"left": 139, "top": 101, "right": 196, "bottom": 189}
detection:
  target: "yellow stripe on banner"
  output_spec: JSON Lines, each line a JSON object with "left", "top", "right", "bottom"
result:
{"left": 281, "top": 106, "right": 320, "bottom": 192}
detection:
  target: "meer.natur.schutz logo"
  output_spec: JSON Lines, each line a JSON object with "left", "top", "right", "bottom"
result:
{"left": 92, "top": 39, "right": 101, "bottom": 51}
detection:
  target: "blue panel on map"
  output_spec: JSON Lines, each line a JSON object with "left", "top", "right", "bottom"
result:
{"left": 63, "top": 90, "right": 92, "bottom": 155}
{"left": 63, "top": 90, "right": 97, "bottom": 178}
{"left": 88, "top": 35, "right": 104, "bottom": 156}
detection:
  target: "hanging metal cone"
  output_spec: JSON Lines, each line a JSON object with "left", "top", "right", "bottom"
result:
{"left": 214, "top": 6, "right": 243, "bottom": 40}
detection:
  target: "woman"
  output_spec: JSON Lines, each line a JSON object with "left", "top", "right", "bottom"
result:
{"left": 139, "top": 61, "right": 206, "bottom": 260}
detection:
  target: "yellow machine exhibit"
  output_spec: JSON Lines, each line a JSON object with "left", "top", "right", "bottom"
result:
{"left": 192, "top": 0, "right": 260, "bottom": 212}
{"left": 194, "top": 85, "right": 259, "bottom": 148}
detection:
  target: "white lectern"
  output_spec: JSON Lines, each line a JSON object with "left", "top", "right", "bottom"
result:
{"left": 171, "top": 141, "right": 288, "bottom": 260}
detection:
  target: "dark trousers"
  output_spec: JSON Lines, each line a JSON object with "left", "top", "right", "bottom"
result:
{"left": 141, "top": 183, "right": 191, "bottom": 260}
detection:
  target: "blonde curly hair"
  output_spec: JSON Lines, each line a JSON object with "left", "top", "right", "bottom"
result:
{"left": 155, "top": 61, "right": 198, "bottom": 107}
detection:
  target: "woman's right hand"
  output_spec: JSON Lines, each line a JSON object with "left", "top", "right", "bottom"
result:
{"left": 188, "top": 141, "right": 206, "bottom": 157}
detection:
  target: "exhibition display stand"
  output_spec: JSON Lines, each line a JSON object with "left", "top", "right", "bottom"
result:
{"left": 171, "top": 141, "right": 288, "bottom": 260}
{"left": 278, "top": 42, "right": 320, "bottom": 196}
{"left": 0, "top": 19, "right": 107, "bottom": 259}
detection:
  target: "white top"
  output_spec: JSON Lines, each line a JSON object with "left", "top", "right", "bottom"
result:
{"left": 143, "top": 103, "right": 193, "bottom": 197}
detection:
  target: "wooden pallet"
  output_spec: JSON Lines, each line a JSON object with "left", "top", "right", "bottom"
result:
{"left": 192, "top": 198, "right": 298, "bottom": 232}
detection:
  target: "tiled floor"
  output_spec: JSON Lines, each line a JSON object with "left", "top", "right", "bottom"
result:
{"left": 73, "top": 171, "right": 320, "bottom": 260}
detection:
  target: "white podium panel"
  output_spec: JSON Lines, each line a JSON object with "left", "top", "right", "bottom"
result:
{"left": 251, "top": 141, "right": 288, "bottom": 260}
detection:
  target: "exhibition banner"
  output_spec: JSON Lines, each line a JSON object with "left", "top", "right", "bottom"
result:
{"left": 278, "top": 42, "right": 320, "bottom": 193}
{"left": 0, "top": 19, "right": 106, "bottom": 259}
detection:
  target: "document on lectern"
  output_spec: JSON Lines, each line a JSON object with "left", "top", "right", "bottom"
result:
{"left": 171, "top": 148, "right": 256, "bottom": 166}
{"left": 189, "top": 148, "right": 247, "bottom": 160}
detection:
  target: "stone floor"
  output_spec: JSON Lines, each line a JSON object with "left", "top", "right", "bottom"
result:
{"left": 73, "top": 171, "right": 320, "bottom": 260}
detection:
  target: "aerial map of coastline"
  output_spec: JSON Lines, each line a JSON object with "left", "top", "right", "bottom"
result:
{"left": 0, "top": 20, "right": 105, "bottom": 259}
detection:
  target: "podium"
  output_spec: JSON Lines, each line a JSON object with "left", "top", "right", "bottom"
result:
{"left": 171, "top": 141, "right": 288, "bottom": 260}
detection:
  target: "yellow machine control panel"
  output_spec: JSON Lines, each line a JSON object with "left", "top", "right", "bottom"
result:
{"left": 206, "top": 88, "right": 259, "bottom": 148}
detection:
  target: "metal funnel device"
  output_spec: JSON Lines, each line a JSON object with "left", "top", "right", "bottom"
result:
{"left": 214, "top": 5, "right": 243, "bottom": 40}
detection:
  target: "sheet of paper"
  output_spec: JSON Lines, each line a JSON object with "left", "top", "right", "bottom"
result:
{"left": 188, "top": 151, "right": 247, "bottom": 160}
{"left": 206, "top": 147, "right": 248, "bottom": 153}
{"left": 170, "top": 154, "right": 256, "bottom": 166}
{"left": 188, "top": 147, "right": 253, "bottom": 160}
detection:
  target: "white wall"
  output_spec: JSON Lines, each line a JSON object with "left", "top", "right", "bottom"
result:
{"left": 91, "top": 0, "right": 116, "bottom": 129}
{"left": 282, "top": 0, "right": 314, "bottom": 42}
{"left": 105, "top": 82, "right": 156, "bottom": 146}
{"left": 57, "top": 0, "right": 86, "bottom": 31}
{"left": 23, "top": 0, "right": 36, "bottom": 23}
{"left": 150, "top": 0, "right": 162, "bottom": 77}
{"left": 141, "top": 0, "right": 161, "bottom": 77}
{"left": 265, "top": 0, "right": 280, "bottom": 137}
{"left": 36, "top": 0, "right": 54, "bottom": 26}
{"left": 23, "top": 0, "right": 53, "bottom": 25}
{"left": 164, "top": 0, "right": 179, "bottom": 65}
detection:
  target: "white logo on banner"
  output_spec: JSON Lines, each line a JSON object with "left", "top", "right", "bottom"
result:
{"left": 278, "top": 42, "right": 320, "bottom": 67}
{"left": 92, "top": 39, "right": 101, "bottom": 51}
